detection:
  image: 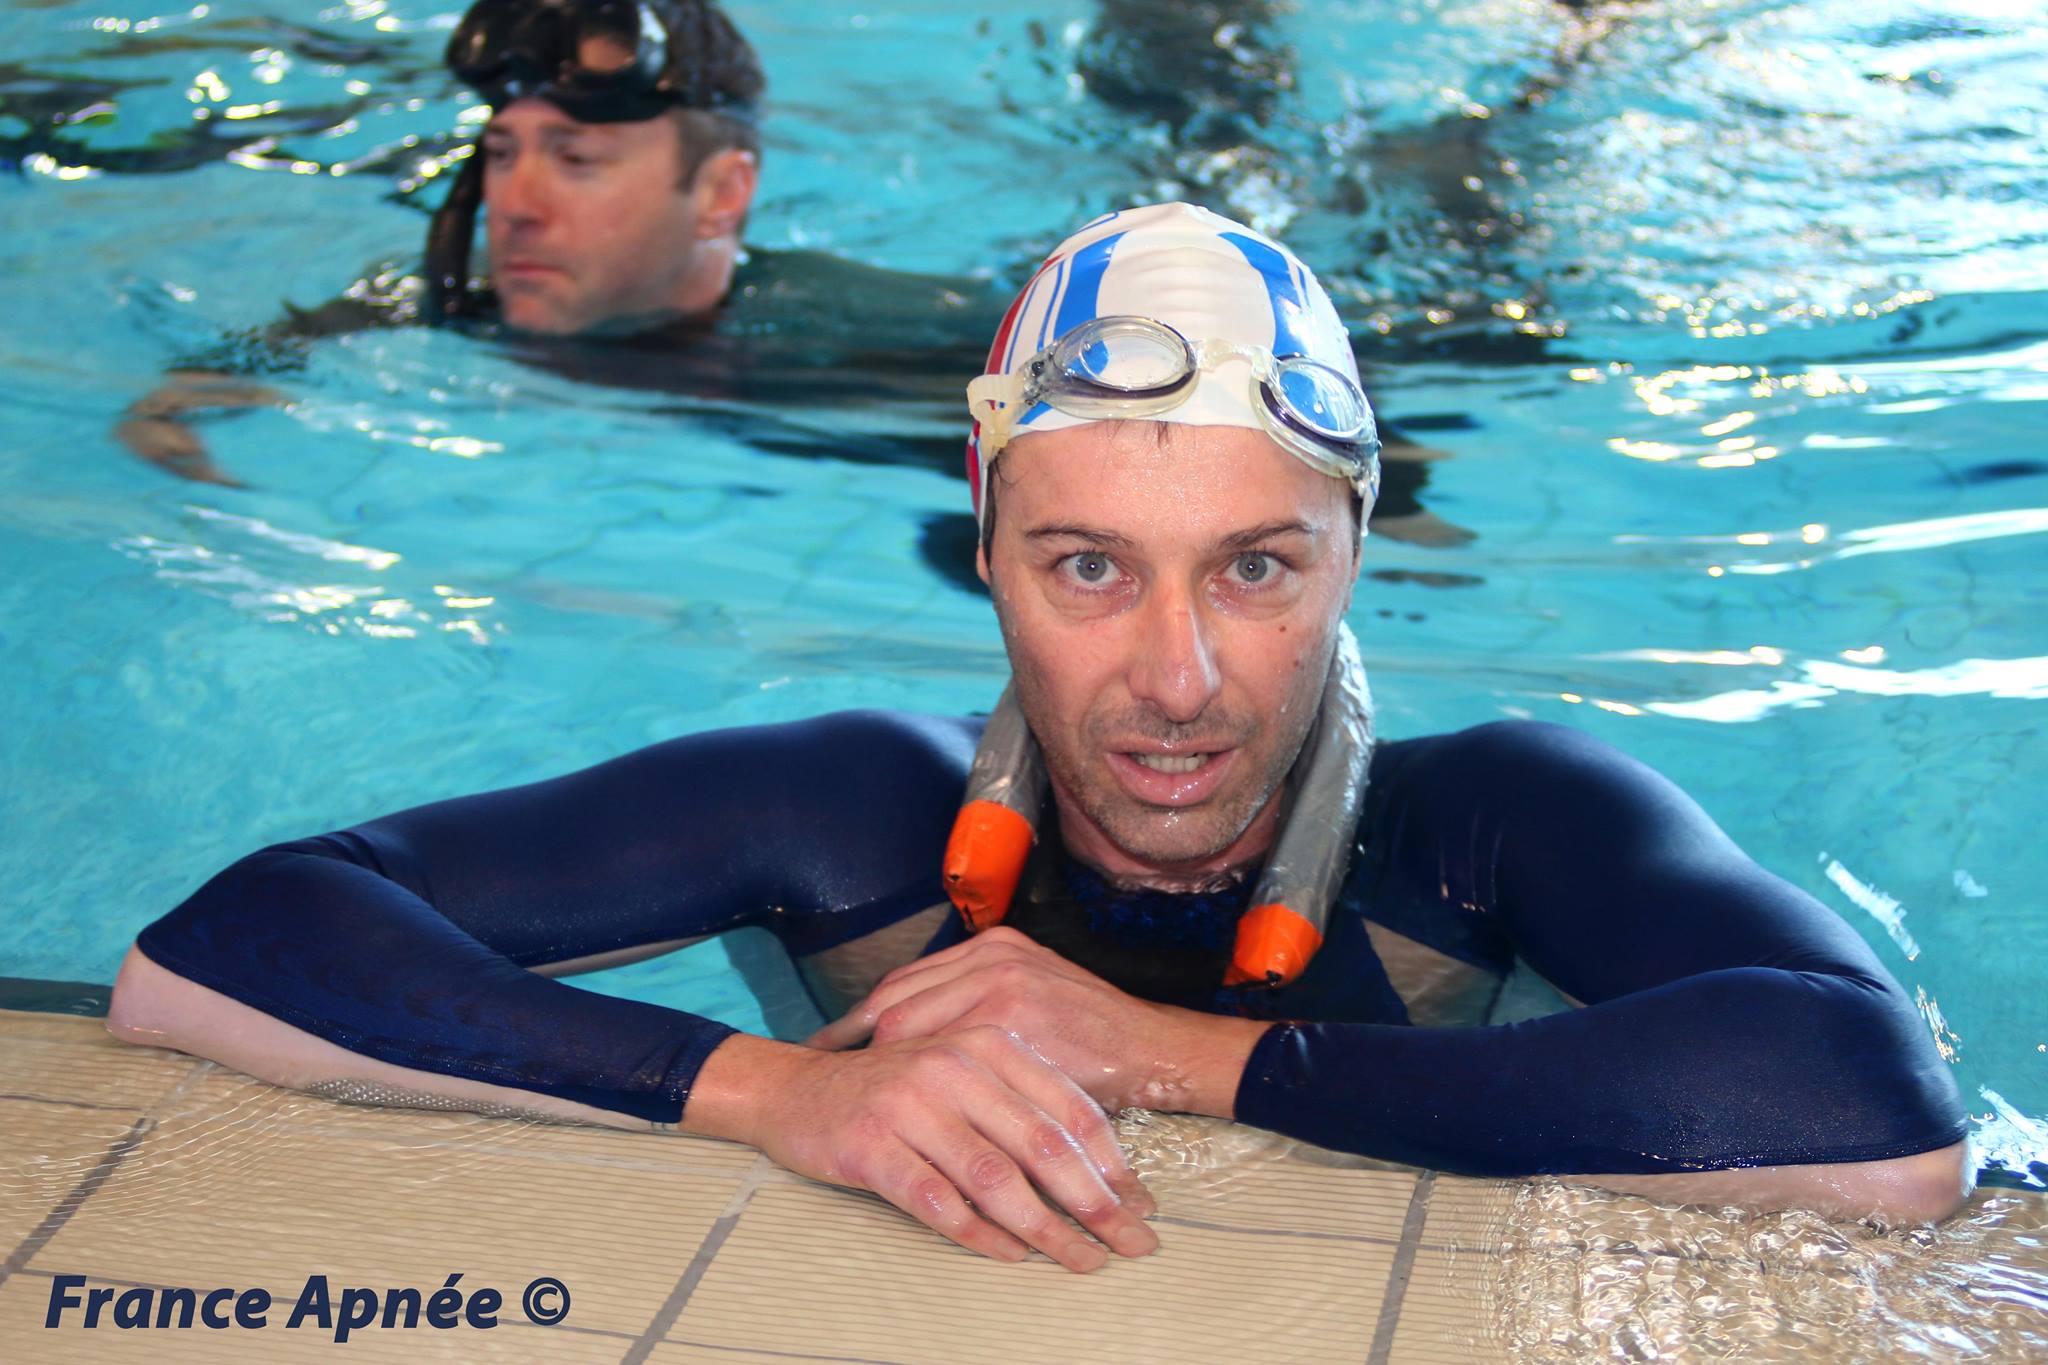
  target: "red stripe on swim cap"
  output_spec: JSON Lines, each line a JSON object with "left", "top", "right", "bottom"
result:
{"left": 969, "top": 255, "right": 1061, "bottom": 520}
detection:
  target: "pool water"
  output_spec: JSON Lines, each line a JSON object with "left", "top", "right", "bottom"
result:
{"left": 2, "top": 0, "right": 2044, "bottom": 1211}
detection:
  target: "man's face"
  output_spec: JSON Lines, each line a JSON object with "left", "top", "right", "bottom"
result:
{"left": 480, "top": 99, "right": 700, "bottom": 335}
{"left": 981, "top": 422, "right": 1359, "bottom": 885}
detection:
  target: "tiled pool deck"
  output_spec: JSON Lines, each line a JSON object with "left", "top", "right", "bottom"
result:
{"left": 1, "top": 1001, "right": 2041, "bottom": 1362}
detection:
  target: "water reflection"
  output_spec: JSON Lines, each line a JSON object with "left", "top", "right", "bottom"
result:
{"left": 1491, "top": 1181, "right": 2048, "bottom": 1364}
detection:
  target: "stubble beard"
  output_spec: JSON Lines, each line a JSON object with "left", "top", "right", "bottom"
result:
{"left": 1009, "top": 649, "right": 1330, "bottom": 877}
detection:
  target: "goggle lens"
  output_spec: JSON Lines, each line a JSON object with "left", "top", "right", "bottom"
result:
{"left": 1271, "top": 359, "right": 1369, "bottom": 442}
{"left": 1050, "top": 319, "right": 1190, "bottom": 393}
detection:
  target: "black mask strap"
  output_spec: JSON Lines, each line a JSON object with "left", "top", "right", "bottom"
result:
{"left": 423, "top": 150, "right": 488, "bottom": 325}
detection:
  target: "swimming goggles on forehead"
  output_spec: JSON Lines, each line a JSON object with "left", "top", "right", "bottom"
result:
{"left": 967, "top": 315, "right": 1382, "bottom": 503}
{"left": 447, "top": 0, "right": 753, "bottom": 123}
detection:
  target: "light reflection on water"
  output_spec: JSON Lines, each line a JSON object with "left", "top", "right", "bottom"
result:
{"left": 1118, "top": 1111, "right": 2048, "bottom": 1360}
{"left": 1488, "top": 1180, "right": 2048, "bottom": 1363}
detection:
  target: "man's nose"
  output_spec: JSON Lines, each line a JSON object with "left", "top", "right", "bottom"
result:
{"left": 488, "top": 152, "right": 549, "bottom": 228}
{"left": 1127, "top": 581, "right": 1223, "bottom": 726}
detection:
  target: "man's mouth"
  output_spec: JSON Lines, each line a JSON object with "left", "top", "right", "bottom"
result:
{"left": 1106, "top": 746, "right": 1237, "bottom": 807}
{"left": 1129, "top": 753, "right": 1210, "bottom": 774}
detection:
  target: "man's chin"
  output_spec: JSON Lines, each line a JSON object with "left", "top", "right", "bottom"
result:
{"left": 492, "top": 278, "right": 587, "bottom": 336}
{"left": 498, "top": 300, "right": 584, "bottom": 336}
{"left": 1088, "top": 802, "right": 1260, "bottom": 880}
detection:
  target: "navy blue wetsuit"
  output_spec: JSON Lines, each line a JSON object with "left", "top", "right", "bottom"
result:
{"left": 134, "top": 712, "right": 1964, "bottom": 1175}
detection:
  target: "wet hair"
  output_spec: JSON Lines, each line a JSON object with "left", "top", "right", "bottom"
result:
{"left": 660, "top": 0, "right": 764, "bottom": 181}
{"left": 671, "top": 105, "right": 758, "bottom": 186}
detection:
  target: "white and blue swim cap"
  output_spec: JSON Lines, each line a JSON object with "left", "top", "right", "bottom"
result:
{"left": 966, "top": 201, "right": 1375, "bottom": 531}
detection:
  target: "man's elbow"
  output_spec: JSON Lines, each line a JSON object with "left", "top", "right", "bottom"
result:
{"left": 106, "top": 944, "right": 189, "bottom": 1051}
{"left": 107, "top": 943, "right": 251, "bottom": 1066}
{"left": 1852, "top": 1142, "right": 1972, "bottom": 1224}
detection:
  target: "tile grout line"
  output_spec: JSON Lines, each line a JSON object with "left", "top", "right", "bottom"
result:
{"left": 662, "top": 1337, "right": 914, "bottom": 1365}
{"left": 621, "top": 1152, "right": 775, "bottom": 1365}
{"left": 0, "top": 1115, "right": 154, "bottom": 1292}
{"left": 0, "top": 1092, "right": 139, "bottom": 1112}
{"left": 0, "top": 1056, "right": 215, "bottom": 1292}
{"left": 1365, "top": 1170, "right": 1436, "bottom": 1365}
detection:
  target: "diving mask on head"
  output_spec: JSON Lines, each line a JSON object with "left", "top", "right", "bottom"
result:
{"left": 446, "top": 0, "right": 759, "bottom": 124}
{"left": 425, "top": 0, "right": 763, "bottom": 323}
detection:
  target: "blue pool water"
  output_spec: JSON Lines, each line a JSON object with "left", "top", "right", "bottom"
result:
{"left": 2, "top": 0, "right": 2043, "bottom": 1185}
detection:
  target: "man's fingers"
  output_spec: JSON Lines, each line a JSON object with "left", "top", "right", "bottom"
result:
{"left": 980, "top": 1036, "right": 1160, "bottom": 1226}
{"left": 865, "top": 926, "right": 1070, "bottom": 1000}
{"left": 863, "top": 1139, "right": 1029, "bottom": 1264}
{"left": 912, "top": 1123, "right": 1112, "bottom": 1274}
{"left": 806, "top": 953, "right": 988, "bottom": 1049}
{"left": 865, "top": 977, "right": 993, "bottom": 1045}
{"left": 803, "top": 1009, "right": 874, "bottom": 1051}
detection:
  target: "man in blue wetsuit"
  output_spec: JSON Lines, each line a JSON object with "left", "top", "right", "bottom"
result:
{"left": 110, "top": 203, "right": 1969, "bottom": 1274}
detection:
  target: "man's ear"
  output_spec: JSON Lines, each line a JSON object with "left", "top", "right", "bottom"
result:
{"left": 975, "top": 539, "right": 992, "bottom": 587}
{"left": 692, "top": 149, "right": 758, "bottom": 240}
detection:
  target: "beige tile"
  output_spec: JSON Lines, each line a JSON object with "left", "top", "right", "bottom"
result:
{"left": 35, "top": 1109, "right": 742, "bottom": 1338}
{"left": 1, "top": 1270, "right": 634, "bottom": 1362}
{"left": 1153, "top": 1160, "right": 1420, "bottom": 1241}
{"left": 1386, "top": 1247, "right": 1508, "bottom": 1365}
{"left": 673, "top": 1180, "right": 1396, "bottom": 1365}
{"left": 645, "top": 1344, "right": 865, "bottom": 1365}
{"left": 0, "top": 1013, "right": 120, "bottom": 1046}
{"left": 0, "top": 1101, "right": 150, "bottom": 1248}
{"left": 1119, "top": 1115, "right": 1423, "bottom": 1239}
{"left": 1419, "top": 1174, "right": 1518, "bottom": 1251}
{"left": 151, "top": 1062, "right": 758, "bottom": 1180}
{"left": 0, "top": 1013, "right": 198, "bottom": 1111}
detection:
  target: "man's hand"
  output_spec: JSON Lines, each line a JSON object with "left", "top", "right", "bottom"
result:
{"left": 808, "top": 926, "right": 1271, "bottom": 1118}
{"left": 114, "top": 370, "right": 286, "bottom": 486}
{"left": 113, "top": 416, "right": 244, "bottom": 486}
{"left": 686, "top": 1029, "right": 1158, "bottom": 1273}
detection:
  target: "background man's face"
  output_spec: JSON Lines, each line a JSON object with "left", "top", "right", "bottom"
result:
{"left": 982, "top": 422, "right": 1358, "bottom": 883}
{"left": 480, "top": 99, "right": 699, "bottom": 334}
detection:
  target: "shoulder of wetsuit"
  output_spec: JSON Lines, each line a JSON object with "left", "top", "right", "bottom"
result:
{"left": 271, "top": 296, "right": 394, "bottom": 343}
{"left": 1359, "top": 718, "right": 1768, "bottom": 901}
{"left": 727, "top": 246, "right": 1007, "bottom": 336}
{"left": 1362, "top": 720, "right": 1636, "bottom": 822}
{"left": 272, "top": 264, "right": 437, "bottom": 343}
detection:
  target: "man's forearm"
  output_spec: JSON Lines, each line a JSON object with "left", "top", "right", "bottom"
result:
{"left": 115, "top": 370, "right": 284, "bottom": 485}
{"left": 1235, "top": 967, "right": 1967, "bottom": 1184}
{"left": 128, "top": 369, "right": 285, "bottom": 418}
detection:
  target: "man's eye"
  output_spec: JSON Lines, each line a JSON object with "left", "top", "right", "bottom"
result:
{"left": 1230, "top": 552, "right": 1279, "bottom": 584}
{"left": 1060, "top": 552, "right": 1116, "bottom": 586}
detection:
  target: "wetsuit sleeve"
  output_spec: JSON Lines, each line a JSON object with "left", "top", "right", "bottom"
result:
{"left": 134, "top": 710, "right": 975, "bottom": 1126}
{"left": 1236, "top": 720, "right": 1966, "bottom": 1175}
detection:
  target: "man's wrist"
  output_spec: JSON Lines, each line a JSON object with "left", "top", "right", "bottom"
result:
{"left": 680, "top": 1032, "right": 812, "bottom": 1145}
{"left": 1139, "top": 1009, "right": 1274, "bottom": 1119}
